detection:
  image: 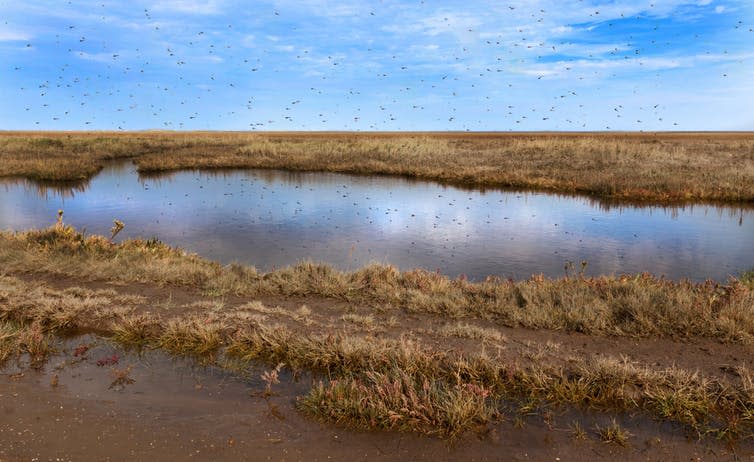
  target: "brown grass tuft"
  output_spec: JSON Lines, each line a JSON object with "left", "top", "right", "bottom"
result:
{"left": 298, "top": 368, "right": 498, "bottom": 438}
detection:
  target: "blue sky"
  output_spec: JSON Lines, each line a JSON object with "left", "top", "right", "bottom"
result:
{"left": 1, "top": 0, "right": 752, "bottom": 131}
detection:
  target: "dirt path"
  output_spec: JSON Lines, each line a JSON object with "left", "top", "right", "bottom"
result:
{"left": 13, "top": 271, "right": 753, "bottom": 381}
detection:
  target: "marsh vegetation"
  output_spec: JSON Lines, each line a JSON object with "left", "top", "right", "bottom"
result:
{"left": 2, "top": 131, "right": 753, "bottom": 202}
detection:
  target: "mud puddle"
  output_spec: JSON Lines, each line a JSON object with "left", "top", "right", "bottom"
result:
{"left": 1, "top": 335, "right": 751, "bottom": 461}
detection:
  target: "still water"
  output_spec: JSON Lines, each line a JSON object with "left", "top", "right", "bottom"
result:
{"left": 1, "top": 162, "right": 752, "bottom": 281}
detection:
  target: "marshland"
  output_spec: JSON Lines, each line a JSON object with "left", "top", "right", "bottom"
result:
{"left": 2, "top": 131, "right": 754, "bottom": 202}
{"left": 2, "top": 131, "right": 754, "bottom": 461}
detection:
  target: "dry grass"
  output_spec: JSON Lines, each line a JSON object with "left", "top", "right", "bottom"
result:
{"left": 111, "top": 315, "right": 161, "bottom": 349}
{"left": 15, "top": 322, "right": 54, "bottom": 367}
{"left": 0, "top": 322, "right": 22, "bottom": 363}
{"left": 742, "top": 268, "right": 754, "bottom": 290}
{"left": 436, "top": 322, "right": 506, "bottom": 343}
{"left": 570, "top": 420, "right": 588, "bottom": 440}
{"left": 2, "top": 224, "right": 753, "bottom": 344}
{"left": 1, "top": 131, "right": 753, "bottom": 202}
{"left": 299, "top": 368, "right": 498, "bottom": 438}
{"left": 341, "top": 313, "right": 376, "bottom": 329}
{"left": 158, "top": 317, "right": 224, "bottom": 357}
{"left": 239, "top": 301, "right": 314, "bottom": 325}
{"left": 596, "top": 419, "right": 631, "bottom": 446}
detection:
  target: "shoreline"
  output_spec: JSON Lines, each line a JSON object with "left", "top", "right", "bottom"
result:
{"left": 1, "top": 131, "right": 753, "bottom": 203}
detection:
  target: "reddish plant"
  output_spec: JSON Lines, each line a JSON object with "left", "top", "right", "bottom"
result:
{"left": 73, "top": 343, "right": 93, "bottom": 357}
{"left": 96, "top": 354, "right": 120, "bottom": 367}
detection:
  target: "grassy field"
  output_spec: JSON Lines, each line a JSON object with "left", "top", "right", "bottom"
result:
{"left": 1, "top": 131, "right": 753, "bottom": 202}
{"left": 2, "top": 223, "right": 753, "bottom": 440}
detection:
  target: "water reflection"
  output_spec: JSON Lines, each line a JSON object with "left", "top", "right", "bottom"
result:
{"left": 1, "top": 162, "right": 752, "bottom": 282}
{"left": 1, "top": 177, "right": 92, "bottom": 199}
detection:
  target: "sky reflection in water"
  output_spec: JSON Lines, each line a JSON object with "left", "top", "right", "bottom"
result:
{"left": 1, "top": 162, "right": 752, "bottom": 282}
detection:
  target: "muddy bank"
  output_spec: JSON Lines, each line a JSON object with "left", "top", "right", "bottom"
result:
{"left": 1, "top": 335, "right": 748, "bottom": 462}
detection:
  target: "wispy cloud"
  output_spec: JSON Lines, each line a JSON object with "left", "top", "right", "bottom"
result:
{"left": 0, "top": 29, "right": 31, "bottom": 41}
{"left": 0, "top": 0, "right": 752, "bottom": 130}
{"left": 72, "top": 50, "right": 125, "bottom": 63}
{"left": 270, "top": 0, "right": 371, "bottom": 18}
{"left": 518, "top": 51, "right": 754, "bottom": 79}
{"left": 151, "top": 0, "right": 224, "bottom": 15}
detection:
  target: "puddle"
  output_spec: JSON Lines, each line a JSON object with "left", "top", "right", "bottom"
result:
{"left": 1, "top": 335, "right": 749, "bottom": 461}
{"left": 1, "top": 162, "right": 752, "bottom": 281}
{"left": 1, "top": 335, "right": 307, "bottom": 418}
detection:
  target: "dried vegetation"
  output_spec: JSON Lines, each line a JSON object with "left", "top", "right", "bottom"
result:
{"left": 1, "top": 131, "right": 753, "bottom": 202}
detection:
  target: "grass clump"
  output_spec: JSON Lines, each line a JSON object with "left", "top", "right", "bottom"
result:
{"left": 570, "top": 420, "right": 587, "bottom": 440}
{"left": 111, "top": 315, "right": 162, "bottom": 349}
{"left": 741, "top": 268, "right": 754, "bottom": 290}
{"left": 340, "top": 313, "right": 376, "bottom": 329}
{"left": 299, "top": 369, "right": 498, "bottom": 439}
{"left": 596, "top": 419, "right": 631, "bottom": 446}
{"left": 16, "top": 322, "right": 54, "bottom": 367}
{"left": 0, "top": 321, "right": 22, "bottom": 363}
{"left": 158, "top": 317, "right": 224, "bottom": 357}
{"left": 436, "top": 322, "right": 505, "bottom": 343}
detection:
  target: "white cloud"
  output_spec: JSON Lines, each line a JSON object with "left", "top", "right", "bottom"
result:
{"left": 73, "top": 50, "right": 124, "bottom": 63}
{"left": 241, "top": 34, "right": 255, "bottom": 47}
{"left": 151, "top": 0, "right": 223, "bottom": 15}
{"left": 518, "top": 51, "right": 754, "bottom": 79}
{"left": 552, "top": 43, "right": 629, "bottom": 57}
{"left": 382, "top": 11, "right": 481, "bottom": 44}
{"left": 550, "top": 25, "right": 573, "bottom": 35}
{"left": 275, "top": 44, "right": 295, "bottom": 52}
{"left": 0, "top": 30, "right": 31, "bottom": 41}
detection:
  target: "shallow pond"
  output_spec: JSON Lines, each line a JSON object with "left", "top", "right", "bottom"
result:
{"left": 1, "top": 162, "right": 752, "bottom": 281}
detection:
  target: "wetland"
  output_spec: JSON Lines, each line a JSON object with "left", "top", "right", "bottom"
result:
{"left": 2, "top": 160, "right": 753, "bottom": 282}
{"left": 1, "top": 131, "right": 754, "bottom": 461}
